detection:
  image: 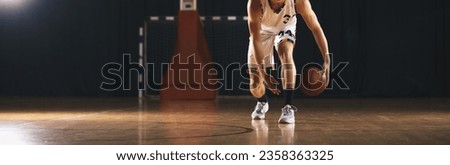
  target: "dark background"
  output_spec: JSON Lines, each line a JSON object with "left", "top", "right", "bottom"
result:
{"left": 0, "top": 0, "right": 449, "bottom": 97}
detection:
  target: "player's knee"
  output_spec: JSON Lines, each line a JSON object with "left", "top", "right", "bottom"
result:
{"left": 277, "top": 41, "right": 294, "bottom": 62}
{"left": 278, "top": 51, "right": 292, "bottom": 62}
{"left": 278, "top": 52, "right": 294, "bottom": 65}
{"left": 250, "top": 78, "right": 260, "bottom": 89}
{"left": 250, "top": 85, "right": 265, "bottom": 98}
{"left": 249, "top": 69, "right": 261, "bottom": 87}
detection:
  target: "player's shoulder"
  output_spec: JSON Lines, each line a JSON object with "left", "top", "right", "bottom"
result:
{"left": 294, "top": 0, "right": 313, "bottom": 15}
{"left": 294, "top": 0, "right": 310, "bottom": 7}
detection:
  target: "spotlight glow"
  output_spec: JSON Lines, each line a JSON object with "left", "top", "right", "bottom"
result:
{"left": 0, "top": 0, "right": 29, "bottom": 9}
{"left": 1, "top": 0, "right": 22, "bottom": 5}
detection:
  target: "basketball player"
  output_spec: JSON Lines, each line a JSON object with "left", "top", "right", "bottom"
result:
{"left": 247, "top": 0, "right": 330, "bottom": 123}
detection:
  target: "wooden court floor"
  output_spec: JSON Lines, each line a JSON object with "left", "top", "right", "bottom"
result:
{"left": 0, "top": 97, "right": 449, "bottom": 145}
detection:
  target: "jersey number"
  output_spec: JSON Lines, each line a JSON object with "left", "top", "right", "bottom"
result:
{"left": 278, "top": 30, "right": 295, "bottom": 38}
{"left": 283, "top": 14, "right": 295, "bottom": 24}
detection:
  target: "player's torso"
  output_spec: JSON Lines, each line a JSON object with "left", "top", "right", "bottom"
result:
{"left": 260, "top": 0, "right": 297, "bottom": 34}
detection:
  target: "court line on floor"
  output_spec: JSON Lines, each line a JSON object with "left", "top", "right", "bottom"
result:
{"left": 101, "top": 122, "right": 254, "bottom": 141}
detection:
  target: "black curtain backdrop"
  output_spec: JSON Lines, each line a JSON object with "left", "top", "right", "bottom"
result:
{"left": 0, "top": 0, "right": 448, "bottom": 97}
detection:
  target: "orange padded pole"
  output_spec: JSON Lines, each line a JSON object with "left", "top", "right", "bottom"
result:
{"left": 161, "top": 11, "right": 216, "bottom": 100}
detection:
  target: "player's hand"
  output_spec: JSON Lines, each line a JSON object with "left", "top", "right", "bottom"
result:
{"left": 258, "top": 69, "right": 281, "bottom": 95}
{"left": 321, "top": 56, "right": 331, "bottom": 87}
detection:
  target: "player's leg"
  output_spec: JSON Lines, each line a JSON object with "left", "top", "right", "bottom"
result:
{"left": 248, "top": 34, "right": 275, "bottom": 120}
{"left": 249, "top": 68, "right": 269, "bottom": 120}
{"left": 277, "top": 40, "right": 296, "bottom": 105}
{"left": 275, "top": 29, "right": 298, "bottom": 124}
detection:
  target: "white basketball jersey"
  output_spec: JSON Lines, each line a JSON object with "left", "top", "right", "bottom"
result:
{"left": 260, "top": 0, "right": 297, "bottom": 34}
{"left": 247, "top": 0, "right": 298, "bottom": 69}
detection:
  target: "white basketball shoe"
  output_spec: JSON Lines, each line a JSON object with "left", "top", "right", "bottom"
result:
{"left": 278, "top": 105, "right": 298, "bottom": 124}
{"left": 251, "top": 102, "right": 269, "bottom": 120}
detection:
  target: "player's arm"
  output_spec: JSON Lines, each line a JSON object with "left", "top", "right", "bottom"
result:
{"left": 247, "top": 0, "right": 280, "bottom": 95}
{"left": 296, "top": 0, "right": 330, "bottom": 86}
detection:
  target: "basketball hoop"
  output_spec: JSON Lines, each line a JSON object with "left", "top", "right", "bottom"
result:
{"left": 180, "top": 0, "right": 196, "bottom": 11}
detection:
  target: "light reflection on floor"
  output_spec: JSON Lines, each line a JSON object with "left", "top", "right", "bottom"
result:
{"left": 0, "top": 126, "right": 32, "bottom": 145}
